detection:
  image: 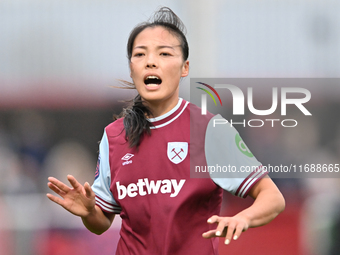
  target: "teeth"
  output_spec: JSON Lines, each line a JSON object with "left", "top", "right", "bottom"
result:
{"left": 145, "top": 75, "right": 161, "bottom": 86}
{"left": 146, "top": 75, "right": 160, "bottom": 80}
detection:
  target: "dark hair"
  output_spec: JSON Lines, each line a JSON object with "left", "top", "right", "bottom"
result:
{"left": 127, "top": 7, "right": 189, "bottom": 62}
{"left": 120, "top": 7, "right": 189, "bottom": 148}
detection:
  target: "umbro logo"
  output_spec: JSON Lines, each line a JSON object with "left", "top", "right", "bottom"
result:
{"left": 122, "top": 153, "right": 134, "bottom": 166}
{"left": 122, "top": 153, "right": 134, "bottom": 160}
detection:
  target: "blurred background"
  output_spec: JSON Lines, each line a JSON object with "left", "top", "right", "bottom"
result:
{"left": 0, "top": 0, "right": 340, "bottom": 254}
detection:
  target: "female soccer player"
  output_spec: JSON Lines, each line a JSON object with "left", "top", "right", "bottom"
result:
{"left": 47, "top": 7, "right": 285, "bottom": 255}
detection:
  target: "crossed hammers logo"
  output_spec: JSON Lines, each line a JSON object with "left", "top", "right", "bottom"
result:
{"left": 171, "top": 148, "right": 184, "bottom": 160}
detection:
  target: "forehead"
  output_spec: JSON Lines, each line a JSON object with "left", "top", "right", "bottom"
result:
{"left": 133, "top": 26, "right": 181, "bottom": 48}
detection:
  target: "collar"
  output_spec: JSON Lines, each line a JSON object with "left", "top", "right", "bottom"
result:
{"left": 148, "top": 98, "right": 189, "bottom": 129}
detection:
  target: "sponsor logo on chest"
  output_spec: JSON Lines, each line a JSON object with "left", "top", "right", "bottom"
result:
{"left": 116, "top": 178, "right": 186, "bottom": 199}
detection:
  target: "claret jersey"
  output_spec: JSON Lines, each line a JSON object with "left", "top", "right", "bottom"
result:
{"left": 92, "top": 98, "right": 267, "bottom": 255}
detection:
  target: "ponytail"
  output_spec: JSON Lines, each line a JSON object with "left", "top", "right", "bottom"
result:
{"left": 121, "top": 94, "right": 153, "bottom": 148}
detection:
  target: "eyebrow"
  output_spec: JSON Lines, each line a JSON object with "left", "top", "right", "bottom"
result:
{"left": 133, "top": 45, "right": 180, "bottom": 50}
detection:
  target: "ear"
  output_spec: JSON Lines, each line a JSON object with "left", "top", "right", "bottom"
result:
{"left": 181, "top": 60, "right": 189, "bottom": 77}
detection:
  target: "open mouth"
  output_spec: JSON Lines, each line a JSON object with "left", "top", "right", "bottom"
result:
{"left": 144, "top": 75, "right": 162, "bottom": 86}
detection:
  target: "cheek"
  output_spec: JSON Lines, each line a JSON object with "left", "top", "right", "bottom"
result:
{"left": 129, "top": 64, "right": 139, "bottom": 80}
{"left": 129, "top": 63, "right": 133, "bottom": 77}
{"left": 167, "top": 62, "right": 185, "bottom": 76}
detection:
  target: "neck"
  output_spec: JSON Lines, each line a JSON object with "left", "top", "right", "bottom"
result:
{"left": 145, "top": 97, "right": 179, "bottom": 118}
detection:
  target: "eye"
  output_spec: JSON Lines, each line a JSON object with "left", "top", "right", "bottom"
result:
{"left": 160, "top": 52, "right": 171, "bottom": 56}
{"left": 133, "top": 53, "right": 144, "bottom": 57}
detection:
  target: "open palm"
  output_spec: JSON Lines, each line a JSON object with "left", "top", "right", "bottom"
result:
{"left": 47, "top": 175, "right": 96, "bottom": 218}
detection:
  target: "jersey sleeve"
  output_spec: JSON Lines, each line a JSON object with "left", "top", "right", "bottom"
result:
{"left": 205, "top": 115, "right": 268, "bottom": 198}
{"left": 92, "top": 130, "right": 122, "bottom": 214}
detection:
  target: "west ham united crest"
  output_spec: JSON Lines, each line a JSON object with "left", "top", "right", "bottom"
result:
{"left": 167, "top": 142, "right": 188, "bottom": 164}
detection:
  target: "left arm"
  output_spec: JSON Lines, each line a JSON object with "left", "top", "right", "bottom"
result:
{"left": 202, "top": 177, "right": 285, "bottom": 245}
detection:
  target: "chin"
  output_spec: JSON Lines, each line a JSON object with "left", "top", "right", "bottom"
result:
{"left": 141, "top": 96, "right": 164, "bottom": 103}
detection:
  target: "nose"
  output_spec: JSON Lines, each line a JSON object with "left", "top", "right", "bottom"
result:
{"left": 146, "top": 54, "right": 157, "bottom": 68}
{"left": 146, "top": 63, "right": 156, "bottom": 68}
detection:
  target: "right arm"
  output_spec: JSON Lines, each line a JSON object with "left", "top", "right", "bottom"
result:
{"left": 82, "top": 205, "right": 115, "bottom": 235}
{"left": 47, "top": 175, "right": 114, "bottom": 235}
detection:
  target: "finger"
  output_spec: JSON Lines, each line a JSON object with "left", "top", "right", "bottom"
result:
{"left": 207, "top": 215, "right": 220, "bottom": 224}
{"left": 67, "top": 175, "right": 81, "bottom": 190}
{"left": 84, "top": 182, "right": 94, "bottom": 198}
{"left": 202, "top": 230, "right": 217, "bottom": 239}
{"left": 48, "top": 177, "right": 71, "bottom": 193}
{"left": 47, "top": 182, "right": 66, "bottom": 197}
{"left": 215, "top": 219, "right": 228, "bottom": 237}
{"left": 46, "top": 193, "right": 66, "bottom": 208}
{"left": 224, "top": 222, "right": 236, "bottom": 245}
{"left": 233, "top": 224, "right": 245, "bottom": 241}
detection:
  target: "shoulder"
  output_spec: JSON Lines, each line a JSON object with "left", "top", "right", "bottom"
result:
{"left": 187, "top": 101, "right": 216, "bottom": 126}
{"left": 105, "top": 118, "right": 125, "bottom": 136}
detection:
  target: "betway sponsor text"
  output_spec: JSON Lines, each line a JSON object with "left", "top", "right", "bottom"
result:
{"left": 117, "top": 178, "right": 186, "bottom": 199}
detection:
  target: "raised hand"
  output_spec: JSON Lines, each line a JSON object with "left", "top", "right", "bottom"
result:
{"left": 202, "top": 214, "right": 249, "bottom": 245}
{"left": 46, "top": 175, "right": 96, "bottom": 218}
